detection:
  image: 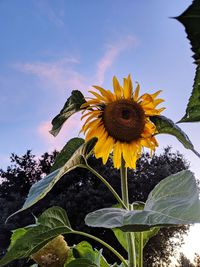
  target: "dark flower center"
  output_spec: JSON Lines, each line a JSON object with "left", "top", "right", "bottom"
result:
{"left": 102, "top": 99, "right": 145, "bottom": 142}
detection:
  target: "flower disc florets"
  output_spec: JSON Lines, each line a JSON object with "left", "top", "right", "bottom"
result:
{"left": 81, "top": 75, "right": 165, "bottom": 169}
{"left": 103, "top": 99, "right": 145, "bottom": 142}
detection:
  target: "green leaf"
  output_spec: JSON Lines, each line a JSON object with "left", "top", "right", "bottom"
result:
{"left": 0, "top": 207, "right": 73, "bottom": 266}
{"left": 85, "top": 170, "right": 200, "bottom": 231}
{"left": 151, "top": 115, "right": 200, "bottom": 157}
{"left": 7, "top": 137, "right": 97, "bottom": 220}
{"left": 176, "top": 1, "right": 200, "bottom": 122}
{"left": 51, "top": 137, "right": 84, "bottom": 172}
{"left": 9, "top": 228, "right": 28, "bottom": 249}
{"left": 50, "top": 90, "right": 86, "bottom": 136}
{"left": 113, "top": 223, "right": 159, "bottom": 252}
{"left": 73, "top": 242, "right": 99, "bottom": 264}
{"left": 65, "top": 258, "right": 99, "bottom": 267}
{"left": 72, "top": 242, "right": 109, "bottom": 267}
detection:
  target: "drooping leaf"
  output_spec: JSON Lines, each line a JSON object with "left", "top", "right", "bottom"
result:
{"left": 151, "top": 115, "right": 200, "bottom": 157}
{"left": 0, "top": 207, "right": 73, "bottom": 266}
{"left": 50, "top": 90, "right": 86, "bottom": 136}
{"left": 85, "top": 170, "right": 200, "bottom": 232}
{"left": 65, "top": 258, "right": 99, "bottom": 267}
{"left": 176, "top": 1, "right": 200, "bottom": 122}
{"left": 51, "top": 137, "right": 84, "bottom": 172}
{"left": 7, "top": 138, "right": 97, "bottom": 220}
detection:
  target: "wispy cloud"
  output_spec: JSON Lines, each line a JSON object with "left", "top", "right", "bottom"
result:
{"left": 13, "top": 35, "right": 137, "bottom": 151}
{"left": 35, "top": 0, "right": 65, "bottom": 26}
{"left": 13, "top": 57, "right": 86, "bottom": 93}
{"left": 96, "top": 36, "right": 137, "bottom": 85}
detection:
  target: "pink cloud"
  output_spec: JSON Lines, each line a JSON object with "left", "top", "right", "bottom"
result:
{"left": 13, "top": 58, "right": 86, "bottom": 93}
{"left": 37, "top": 113, "right": 83, "bottom": 152}
{"left": 13, "top": 35, "right": 138, "bottom": 150}
{"left": 96, "top": 36, "right": 137, "bottom": 85}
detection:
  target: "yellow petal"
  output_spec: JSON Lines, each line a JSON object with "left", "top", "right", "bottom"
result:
{"left": 134, "top": 82, "right": 140, "bottom": 101}
{"left": 82, "top": 118, "right": 101, "bottom": 133}
{"left": 151, "top": 90, "right": 162, "bottom": 99}
{"left": 89, "top": 91, "right": 106, "bottom": 102}
{"left": 113, "top": 142, "right": 122, "bottom": 169}
{"left": 113, "top": 76, "right": 123, "bottom": 99}
{"left": 93, "top": 86, "right": 115, "bottom": 102}
{"left": 123, "top": 75, "right": 133, "bottom": 100}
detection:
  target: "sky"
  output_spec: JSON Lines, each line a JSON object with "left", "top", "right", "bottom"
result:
{"left": 0, "top": 0, "right": 199, "bottom": 263}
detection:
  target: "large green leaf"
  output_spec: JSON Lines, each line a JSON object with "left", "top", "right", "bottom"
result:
{"left": 51, "top": 137, "right": 84, "bottom": 172}
{"left": 7, "top": 138, "right": 97, "bottom": 220}
{"left": 50, "top": 90, "right": 86, "bottom": 136}
{"left": 0, "top": 207, "right": 73, "bottom": 266}
{"left": 176, "top": 0, "right": 200, "bottom": 122}
{"left": 85, "top": 170, "right": 200, "bottom": 232}
{"left": 151, "top": 115, "right": 200, "bottom": 157}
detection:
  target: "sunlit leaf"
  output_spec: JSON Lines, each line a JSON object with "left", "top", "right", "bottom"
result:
{"left": 85, "top": 170, "right": 200, "bottom": 231}
{"left": 0, "top": 207, "right": 72, "bottom": 266}
{"left": 151, "top": 115, "right": 200, "bottom": 157}
{"left": 50, "top": 90, "right": 86, "bottom": 136}
{"left": 176, "top": 0, "right": 200, "bottom": 122}
{"left": 7, "top": 138, "right": 97, "bottom": 220}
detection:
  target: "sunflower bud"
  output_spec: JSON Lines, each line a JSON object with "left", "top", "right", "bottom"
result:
{"left": 31, "top": 235, "right": 69, "bottom": 267}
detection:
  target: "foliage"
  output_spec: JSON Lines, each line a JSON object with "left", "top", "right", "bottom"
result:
{"left": 0, "top": 147, "right": 190, "bottom": 266}
{"left": 176, "top": 0, "right": 200, "bottom": 122}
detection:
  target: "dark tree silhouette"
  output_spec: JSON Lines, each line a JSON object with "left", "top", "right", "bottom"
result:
{"left": 0, "top": 147, "right": 191, "bottom": 266}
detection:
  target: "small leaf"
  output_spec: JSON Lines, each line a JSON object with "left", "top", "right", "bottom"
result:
{"left": 73, "top": 241, "right": 98, "bottom": 264}
{"left": 85, "top": 170, "right": 200, "bottom": 231}
{"left": 0, "top": 207, "right": 73, "bottom": 266}
{"left": 151, "top": 115, "right": 200, "bottom": 157}
{"left": 176, "top": 1, "right": 200, "bottom": 122}
{"left": 65, "top": 258, "right": 99, "bottom": 267}
{"left": 50, "top": 90, "right": 86, "bottom": 136}
{"left": 7, "top": 138, "right": 97, "bottom": 220}
{"left": 51, "top": 137, "right": 84, "bottom": 172}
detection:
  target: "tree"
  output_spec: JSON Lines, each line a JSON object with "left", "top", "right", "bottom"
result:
{"left": 176, "top": 253, "right": 195, "bottom": 267}
{"left": 0, "top": 147, "right": 190, "bottom": 266}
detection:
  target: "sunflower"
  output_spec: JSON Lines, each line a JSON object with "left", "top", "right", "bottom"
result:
{"left": 81, "top": 75, "right": 165, "bottom": 169}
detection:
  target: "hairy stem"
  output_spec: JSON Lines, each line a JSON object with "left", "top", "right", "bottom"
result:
{"left": 138, "top": 232, "right": 143, "bottom": 267}
{"left": 86, "top": 164, "right": 127, "bottom": 209}
{"left": 120, "top": 158, "right": 137, "bottom": 267}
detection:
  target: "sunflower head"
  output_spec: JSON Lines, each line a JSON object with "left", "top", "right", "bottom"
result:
{"left": 81, "top": 75, "right": 165, "bottom": 169}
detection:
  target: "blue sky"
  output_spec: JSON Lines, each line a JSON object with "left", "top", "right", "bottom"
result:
{"left": 0, "top": 0, "right": 199, "bottom": 262}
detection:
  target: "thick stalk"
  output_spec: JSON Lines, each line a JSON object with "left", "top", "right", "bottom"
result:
{"left": 138, "top": 232, "right": 143, "bottom": 267}
{"left": 72, "top": 230, "right": 128, "bottom": 267}
{"left": 120, "top": 158, "right": 137, "bottom": 267}
{"left": 86, "top": 164, "right": 127, "bottom": 209}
